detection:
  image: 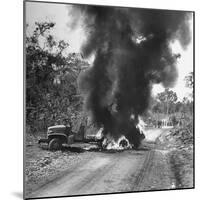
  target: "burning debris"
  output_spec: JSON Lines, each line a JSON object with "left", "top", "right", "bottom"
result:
{"left": 102, "top": 135, "right": 132, "bottom": 150}
{"left": 98, "top": 117, "right": 146, "bottom": 150}
{"left": 71, "top": 6, "right": 192, "bottom": 148}
{"left": 136, "top": 117, "right": 147, "bottom": 134}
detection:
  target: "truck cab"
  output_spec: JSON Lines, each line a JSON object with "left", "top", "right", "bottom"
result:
{"left": 39, "top": 124, "right": 75, "bottom": 150}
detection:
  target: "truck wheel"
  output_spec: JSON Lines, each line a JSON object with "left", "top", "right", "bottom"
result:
{"left": 49, "top": 138, "right": 62, "bottom": 151}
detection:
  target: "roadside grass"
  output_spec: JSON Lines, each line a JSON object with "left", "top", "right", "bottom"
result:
{"left": 157, "top": 121, "right": 193, "bottom": 189}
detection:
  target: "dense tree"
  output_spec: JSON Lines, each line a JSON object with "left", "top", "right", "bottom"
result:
{"left": 184, "top": 72, "right": 194, "bottom": 100}
{"left": 149, "top": 87, "right": 193, "bottom": 128}
{"left": 156, "top": 88, "right": 177, "bottom": 114}
{"left": 26, "top": 22, "right": 89, "bottom": 133}
{"left": 184, "top": 72, "right": 193, "bottom": 89}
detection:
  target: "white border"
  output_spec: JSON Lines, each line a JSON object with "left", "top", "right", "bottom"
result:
{"left": 0, "top": 0, "right": 199, "bottom": 200}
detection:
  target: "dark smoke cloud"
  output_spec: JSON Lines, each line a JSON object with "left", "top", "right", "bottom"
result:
{"left": 72, "top": 5, "right": 192, "bottom": 146}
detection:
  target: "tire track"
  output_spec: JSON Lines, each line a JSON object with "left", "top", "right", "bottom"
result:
{"left": 132, "top": 149, "right": 155, "bottom": 191}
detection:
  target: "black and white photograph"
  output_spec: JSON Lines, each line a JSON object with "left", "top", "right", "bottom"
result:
{"left": 24, "top": 1, "right": 194, "bottom": 199}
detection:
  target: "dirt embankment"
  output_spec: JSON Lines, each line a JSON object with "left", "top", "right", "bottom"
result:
{"left": 156, "top": 127, "right": 193, "bottom": 189}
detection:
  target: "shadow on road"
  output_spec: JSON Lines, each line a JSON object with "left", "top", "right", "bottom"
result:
{"left": 11, "top": 192, "right": 23, "bottom": 199}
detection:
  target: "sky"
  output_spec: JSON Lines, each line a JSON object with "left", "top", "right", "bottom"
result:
{"left": 25, "top": 1, "right": 193, "bottom": 101}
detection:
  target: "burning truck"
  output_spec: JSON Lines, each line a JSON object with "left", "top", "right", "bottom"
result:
{"left": 38, "top": 116, "right": 145, "bottom": 151}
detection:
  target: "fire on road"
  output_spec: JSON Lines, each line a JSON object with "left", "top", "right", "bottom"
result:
{"left": 29, "top": 128, "right": 175, "bottom": 198}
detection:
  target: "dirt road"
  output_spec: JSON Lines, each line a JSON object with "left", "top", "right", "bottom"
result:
{"left": 28, "top": 128, "right": 176, "bottom": 198}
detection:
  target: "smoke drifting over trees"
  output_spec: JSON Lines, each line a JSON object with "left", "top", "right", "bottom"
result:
{"left": 71, "top": 5, "right": 192, "bottom": 145}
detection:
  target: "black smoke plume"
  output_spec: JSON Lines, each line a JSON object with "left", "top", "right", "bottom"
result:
{"left": 72, "top": 5, "right": 192, "bottom": 147}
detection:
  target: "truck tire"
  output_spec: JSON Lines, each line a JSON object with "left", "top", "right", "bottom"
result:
{"left": 49, "top": 138, "right": 62, "bottom": 151}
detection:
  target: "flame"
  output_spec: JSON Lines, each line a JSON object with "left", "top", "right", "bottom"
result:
{"left": 96, "top": 116, "right": 146, "bottom": 150}
{"left": 96, "top": 127, "right": 103, "bottom": 139}
{"left": 102, "top": 135, "right": 132, "bottom": 150}
{"left": 136, "top": 116, "right": 146, "bottom": 135}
